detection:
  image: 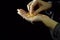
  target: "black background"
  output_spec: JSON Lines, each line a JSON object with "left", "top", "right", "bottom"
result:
{"left": 4, "top": 0, "right": 60, "bottom": 40}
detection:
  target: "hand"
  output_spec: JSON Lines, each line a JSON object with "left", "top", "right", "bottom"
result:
{"left": 17, "top": 9, "right": 44, "bottom": 22}
{"left": 27, "top": 0, "right": 52, "bottom": 14}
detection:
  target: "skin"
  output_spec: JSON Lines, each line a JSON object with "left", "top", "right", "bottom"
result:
{"left": 17, "top": 0, "right": 58, "bottom": 30}
{"left": 27, "top": 0, "right": 52, "bottom": 15}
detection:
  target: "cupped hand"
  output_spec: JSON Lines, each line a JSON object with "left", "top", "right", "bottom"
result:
{"left": 17, "top": 9, "right": 45, "bottom": 22}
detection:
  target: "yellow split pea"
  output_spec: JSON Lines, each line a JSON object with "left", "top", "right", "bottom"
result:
{"left": 26, "top": 12, "right": 37, "bottom": 18}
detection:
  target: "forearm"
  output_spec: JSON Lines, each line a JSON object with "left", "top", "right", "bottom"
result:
{"left": 41, "top": 15, "right": 58, "bottom": 30}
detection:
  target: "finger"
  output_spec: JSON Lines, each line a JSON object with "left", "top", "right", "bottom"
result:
{"left": 30, "top": 0, "right": 37, "bottom": 13}
{"left": 17, "top": 9, "right": 27, "bottom": 15}
{"left": 27, "top": 1, "right": 33, "bottom": 11}
{"left": 17, "top": 9, "right": 28, "bottom": 19}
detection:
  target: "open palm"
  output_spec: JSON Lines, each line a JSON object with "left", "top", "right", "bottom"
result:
{"left": 17, "top": 9, "right": 43, "bottom": 22}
